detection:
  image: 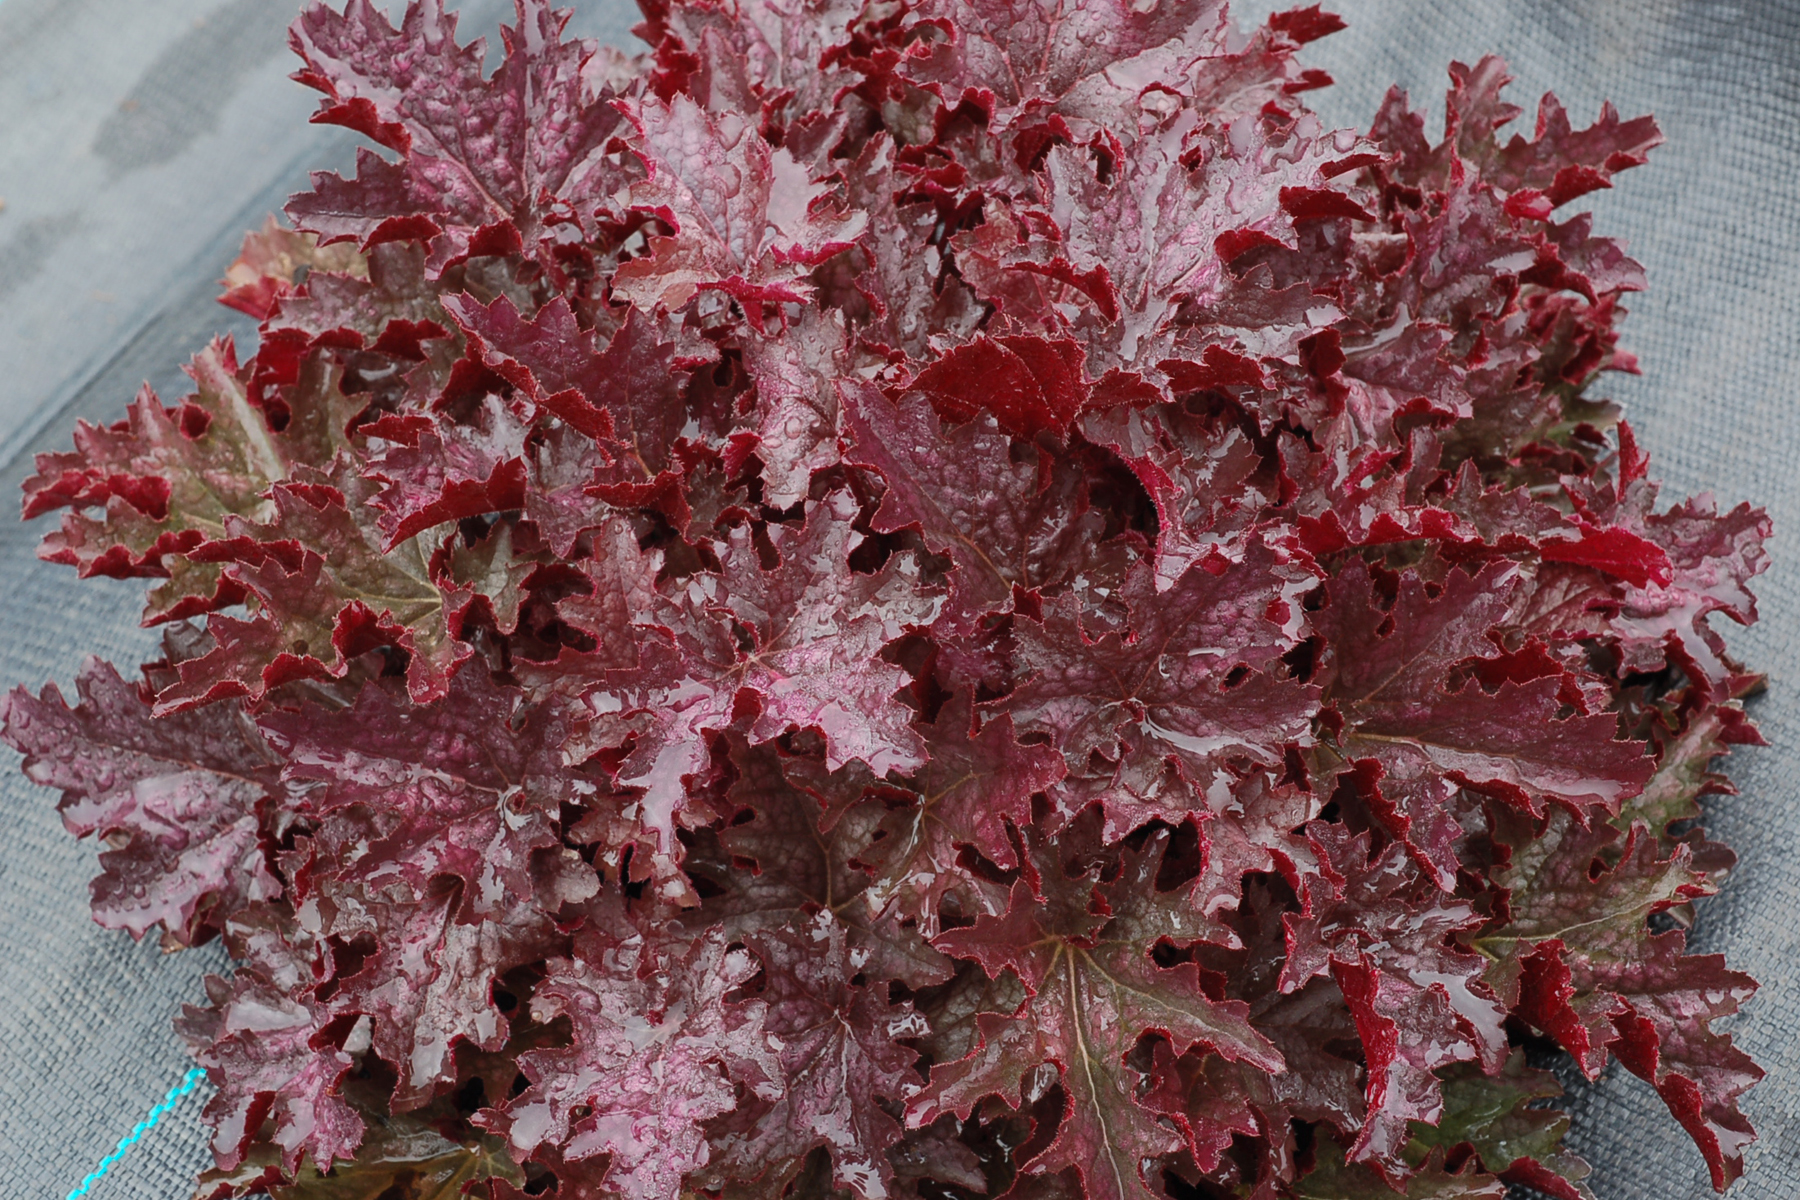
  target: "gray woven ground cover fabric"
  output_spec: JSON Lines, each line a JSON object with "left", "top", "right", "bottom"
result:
{"left": 0, "top": 0, "right": 1793, "bottom": 1196}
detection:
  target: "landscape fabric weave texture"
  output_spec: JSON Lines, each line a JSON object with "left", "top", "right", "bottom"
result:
{"left": 0, "top": 1, "right": 1797, "bottom": 1199}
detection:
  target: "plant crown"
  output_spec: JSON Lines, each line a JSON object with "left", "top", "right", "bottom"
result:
{"left": 3, "top": 2, "right": 1772, "bottom": 1198}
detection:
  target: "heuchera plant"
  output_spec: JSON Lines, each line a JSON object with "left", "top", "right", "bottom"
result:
{"left": 2, "top": 1, "right": 1773, "bottom": 1197}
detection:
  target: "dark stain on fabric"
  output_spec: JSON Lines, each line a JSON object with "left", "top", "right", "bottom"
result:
{"left": 0, "top": 213, "right": 83, "bottom": 305}
{"left": 91, "top": 0, "right": 293, "bottom": 174}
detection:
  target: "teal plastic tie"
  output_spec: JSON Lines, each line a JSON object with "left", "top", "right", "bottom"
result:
{"left": 65, "top": 1066, "right": 208, "bottom": 1200}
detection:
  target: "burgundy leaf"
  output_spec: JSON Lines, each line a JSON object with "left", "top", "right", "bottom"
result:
{"left": 700, "top": 910, "right": 922, "bottom": 1198}
{"left": 1479, "top": 811, "right": 1760, "bottom": 1189}
{"left": 841, "top": 384, "right": 1127, "bottom": 629}
{"left": 895, "top": 0, "right": 1234, "bottom": 142}
{"left": 916, "top": 825, "right": 1280, "bottom": 1200}
{"left": 1, "top": 657, "right": 279, "bottom": 945}
{"left": 852, "top": 691, "right": 1065, "bottom": 938}
{"left": 707, "top": 738, "right": 954, "bottom": 990}
{"left": 289, "top": 0, "right": 632, "bottom": 263}
{"left": 1282, "top": 826, "right": 1507, "bottom": 1164}
{"left": 491, "top": 922, "right": 782, "bottom": 1200}
{"left": 368, "top": 394, "right": 531, "bottom": 547}
{"left": 740, "top": 307, "right": 850, "bottom": 508}
{"left": 999, "top": 542, "right": 1318, "bottom": 837}
{"left": 1314, "top": 560, "right": 1652, "bottom": 889}
{"left": 448, "top": 294, "right": 708, "bottom": 482}
{"left": 612, "top": 92, "right": 866, "bottom": 313}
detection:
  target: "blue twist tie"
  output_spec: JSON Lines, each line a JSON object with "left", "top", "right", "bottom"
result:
{"left": 66, "top": 1066, "right": 208, "bottom": 1200}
